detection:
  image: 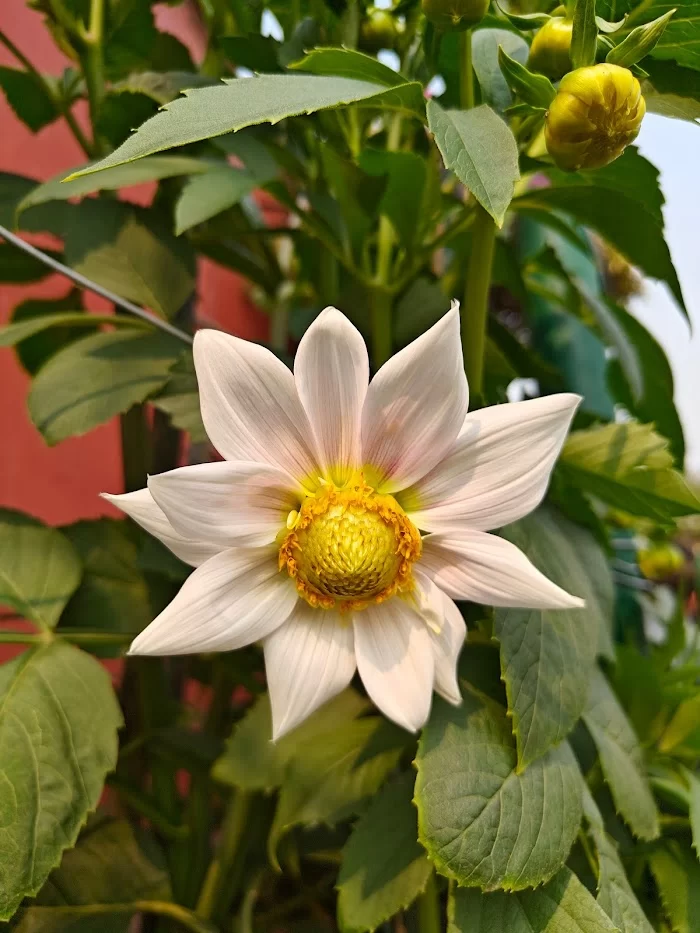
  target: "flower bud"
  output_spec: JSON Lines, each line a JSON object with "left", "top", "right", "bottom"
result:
{"left": 360, "top": 8, "right": 400, "bottom": 52}
{"left": 421, "top": 0, "right": 490, "bottom": 32}
{"left": 545, "top": 64, "right": 646, "bottom": 171}
{"left": 528, "top": 17, "right": 573, "bottom": 80}
{"left": 638, "top": 543, "right": 685, "bottom": 581}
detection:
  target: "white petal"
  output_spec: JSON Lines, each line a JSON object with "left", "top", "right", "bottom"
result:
{"left": 264, "top": 602, "right": 356, "bottom": 740}
{"left": 294, "top": 307, "right": 369, "bottom": 485}
{"left": 128, "top": 547, "right": 297, "bottom": 655}
{"left": 361, "top": 302, "right": 469, "bottom": 492}
{"left": 421, "top": 531, "right": 585, "bottom": 610}
{"left": 102, "top": 488, "right": 220, "bottom": 567}
{"left": 433, "top": 592, "right": 466, "bottom": 705}
{"left": 193, "top": 329, "right": 320, "bottom": 481}
{"left": 354, "top": 600, "right": 435, "bottom": 732}
{"left": 148, "top": 460, "right": 299, "bottom": 549}
{"left": 402, "top": 394, "right": 581, "bottom": 532}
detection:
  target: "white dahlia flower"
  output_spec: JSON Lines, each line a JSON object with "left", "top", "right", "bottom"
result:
{"left": 105, "top": 303, "right": 583, "bottom": 739}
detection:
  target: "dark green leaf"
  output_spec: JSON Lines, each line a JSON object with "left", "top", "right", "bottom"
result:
{"left": 0, "top": 508, "right": 81, "bottom": 630}
{"left": 28, "top": 330, "right": 181, "bottom": 445}
{"left": 643, "top": 59, "right": 700, "bottom": 122}
{"left": 290, "top": 46, "right": 406, "bottom": 86}
{"left": 175, "top": 166, "right": 261, "bottom": 235}
{"left": 7, "top": 289, "right": 88, "bottom": 375}
{"left": 0, "top": 642, "right": 122, "bottom": 920}
{"left": 337, "top": 773, "right": 432, "bottom": 933}
{"left": 0, "top": 66, "right": 59, "bottom": 132}
{"left": 394, "top": 277, "right": 452, "bottom": 347}
{"left": 359, "top": 149, "right": 440, "bottom": 248}
{"left": 415, "top": 688, "right": 583, "bottom": 890}
{"left": 643, "top": 0, "right": 700, "bottom": 72}
{"left": 472, "top": 29, "right": 530, "bottom": 113}
{"left": 95, "top": 88, "right": 160, "bottom": 150}
{"left": 0, "top": 241, "right": 59, "bottom": 283}
{"left": 220, "top": 34, "right": 283, "bottom": 72}
{"left": 151, "top": 354, "right": 207, "bottom": 443}
{"left": 109, "top": 71, "right": 219, "bottom": 105}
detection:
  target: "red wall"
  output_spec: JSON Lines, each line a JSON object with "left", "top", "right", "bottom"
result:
{"left": 0, "top": 0, "right": 268, "bottom": 526}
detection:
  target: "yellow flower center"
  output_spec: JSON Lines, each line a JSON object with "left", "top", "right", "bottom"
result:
{"left": 279, "top": 474, "right": 422, "bottom": 612}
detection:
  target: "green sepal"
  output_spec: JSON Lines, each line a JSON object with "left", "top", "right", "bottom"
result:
{"left": 606, "top": 9, "right": 676, "bottom": 68}
{"left": 498, "top": 48, "right": 557, "bottom": 108}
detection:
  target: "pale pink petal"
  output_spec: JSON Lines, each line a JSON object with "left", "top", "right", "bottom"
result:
{"left": 354, "top": 600, "right": 435, "bottom": 732}
{"left": 422, "top": 531, "right": 584, "bottom": 610}
{"left": 401, "top": 394, "right": 581, "bottom": 532}
{"left": 264, "top": 602, "right": 356, "bottom": 740}
{"left": 193, "top": 329, "right": 320, "bottom": 481}
{"left": 294, "top": 307, "right": 369, "bottom": 485}
{"left": 148, "top": 460, "right": 299, "bottom": 549}
{"left": 361, "top": 303, "right": 468, "bottom": 493}
{"left": 128, "top": 547, "right": 297, "bottom": 655}
{"left": 102, "top": 488, "right": 220, "bottom": 567}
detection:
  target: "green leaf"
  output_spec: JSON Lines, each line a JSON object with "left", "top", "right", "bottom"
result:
{"left": 29, "top": 330, "right": 181, "bottom": 445}
{"left": 0, "top": 509, "right": 82, "bottom": 631}
{"left": 658, "top": 692, "right": 700, "bottom": 752}
{"left": 58, "top": 519, "right": 153, "bottom": 656}
{"left": 66, "top": 75, "right": 426, "bottom": 181}
{"left": 12, "top": 816, "right": 169, "bottom": 933}
{"left": 1, "top": 313, "right": 140, "bottom": 354}
{"left": 649, "top": 842, "right": 700, "bottom": 933}
{"left": 415, "top": 688, "right": 583, "bottom": 890}
{"left": 62, "top": 200, "right": 195, "bottom": 320}
{"left": 571, "top": 0, "right": 598, "bottom": 67}
{"left": 685, "top": 768, "right": 700, "bottom": 858}
{"left": 95, "top": 88, "right": 160, "bottom": 151}
{"left": 582, "top": 667, "right": 659, "bottom": 840}
{"left": 0, "top": 642, "right": 122, "bottom": 920}
{"left": 560, "top": 422, "right": 700, "bottom": 521}
{"left": 471, "top": 30, "right": 530, "bottom": 113}
{"left": 110, "top": 71, "right": 219, "bottom": 105}
{"left": 6, "top": 290, "right": 86, "bottom": 376}
{"left": 0, "top": 241, "right": 58, "bottom": 283}
{"left": 220, "top": 34, "right": 283, "bottom": 73}
{"left": 174, "top": 166, "right": 261, "bottom": 235}
{"left": 17, "top": 156, "right": 212, "bottom": 216}
{"left": 290, "top": 46, "right": 406, "bottom": 86}
{"left": 0, "top": 66, "right": 59, "bottom": 132}
{"left": 606, "top": 10, "right": 676, "bottom": 67}
{"left": 426, "top": 101, "right": 519, "bottom": 226}
{"left": 498, "top": 48, "right": 556, "bottom": 108}
{"left": 151, "top": 354, "right": 207, "bottom": 443}
{"left": 642, "top": 0, "right": 700, "bottom": 72}
{"left": 643, "top": 59, "right": 700, "bottom": 122}
{"left": 337, "top": 773, "right": 432, "bottom": 933}
{"left": 497, "top": 507, "right": 614, "bottom": 768}
{"left": 447, "top": 867, "right": 617, "bottom": 931}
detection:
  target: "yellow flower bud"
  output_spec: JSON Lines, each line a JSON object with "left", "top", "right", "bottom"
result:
{"left": 528, "top": 17, "right": 573, "bottom": 80}
{"left": 545, "top": 64, "right": 646, "bottom": 171}
{"left": 638, "top": 543, "right": 685, "bottom": 581}
{"left": 421, "top": 0, "right": 490, "bottom": 32}
{"left": 360, "top": 8, "right": 400, "bottom": 52}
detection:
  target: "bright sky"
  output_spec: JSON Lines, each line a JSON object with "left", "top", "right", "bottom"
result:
{"left": 630, "top": 115, "right": 700, "bottom": 480}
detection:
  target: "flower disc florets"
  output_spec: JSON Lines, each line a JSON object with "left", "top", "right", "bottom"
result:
{"left": 279, "top": 474, "right": 422, "bottom": 612}
{"left": 545, "top": 63, "right": 646, "bottom": 171}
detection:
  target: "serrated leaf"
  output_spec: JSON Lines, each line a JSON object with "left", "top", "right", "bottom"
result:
{"left": 583, "top": 668, "right": 659, "bottom": 840}
{"left": 0, "top": 642, "right": 122, "bottom": 920}
{"left": 1, "top": 313, "right": 138, "bottom": 350}
{"left": 497, "top": 507, "right": 614, "bottom": 767}
{"left": 0, "top": 66, "right": 59, "bottom": 132}
{"left": 337, "top": 773, "right": 431, "bottom": 933}
{"left": 447, "top": 866, "right": 618, "bottom": 932}
{"left": 560, "top": 422, "right": 700, "bottom": 521}
{"left": 175, "top": 166, "right": 261, "bottom": 235}
{"left": 427, "top": 101, "right": 519, "bottom": 225}
{"left": 415, "top": 688, "right": 583, "bottom": 890}
{"left": 67, "top": 75, "right": 426, "bottom": 180}
{"left": 29, "top": 330, "right": 181, "bottom": 445}
{"left": 640, "top": 0, "right": 700, "bottom": 72}
{"left": 649, "top": 842, "right": 700, "bottom": 933}
{"left": 0, "top": 508, "right": 81, "bottom": 630}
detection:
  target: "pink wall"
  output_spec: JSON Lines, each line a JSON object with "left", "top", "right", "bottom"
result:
{"left": 0, "top": 0, "right": 268, "bottom": 525}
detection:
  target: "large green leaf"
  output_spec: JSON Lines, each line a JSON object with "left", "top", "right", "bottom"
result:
{"left": 0, "top": 242, "right": 59, "bottom": 284}
{"left": 63, "top": 200, "right": 195, "bottom": 319}
{"left": 174, "top": 166, "right": 261, "bottom": 235}
{"left": 12, "top": 816, "right": 168, "bottom": 933}
{"left": 0, "top": 66, "right": 59, "bottom": 133}
{"left": 0, "top": 642, "right": 122, "bottom": 920}
{"left": 447, "top": 867, "right": 617, "bottom": 932}
{"left": 643, "top": 0, "right": 700, "bottom": 71}
{"left": 427, "top": 101, "right": 519, "bottom": 226}
{"left": 415, "top": 688, "right": 583, "bottom": 890}
{"left": 583, "top": 667, "right": 659, "bottom": 840}
{"left": 29, "top": 330, "right": 181, "bottom": 445}
{"left": 337, "top": 773, "right": 432, "bottom": 933}
{"left": 472, "top": 29, "right": 530, "bottom": 113}
{"left": 560, "top": 422, "right": 700, "bottom": 521}
{"left": 497, "top": 507, "right": 614, "bottom": 768}
{"left": 649, "top": 842, "right": 700, "bottom": 933}
{"left": 290, "top": 47, "right": 407, "bottom": 86}
{"left": 0, "top": 509, "right": 81, "bottom": 631}
{"left": 67, "top": 75, "right": 426, "bottom": 180}
{"left": 151, "top": 355, "right": 207, "bottom": 443}
{"left": 643, "top": 59, "right": 700, "bottom": 122}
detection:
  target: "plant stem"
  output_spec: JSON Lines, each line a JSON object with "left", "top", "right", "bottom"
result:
{"left": 416, "top": 872, "right": 441, "bottom": 933}
{"left": 459, "top": 30, "right": 475, "bottom": 110}
{"left": 0, "top": 631, "right": 45, "bottom": 644}
{"left": 370, "top": 287, "right": 393, "bottom": 369}
{"left": 28, "top": 900, "right": 217, "bottom": 933}
{"left": 82, "top": 0, "right": 106, "bottom": 151}
{"left": 462, "top": 203, "right": 496, "bottom": 399}
{"left": 196, "top": 790, "right": 251, "bottom": 922}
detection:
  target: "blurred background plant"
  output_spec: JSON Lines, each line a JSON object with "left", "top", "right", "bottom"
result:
{"left": 0, "top": 0, "right": 700, "bottom": 931}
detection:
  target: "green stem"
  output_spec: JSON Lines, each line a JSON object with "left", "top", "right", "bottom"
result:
{"left": 462, "top": 203, "right": 496, "bottom": 399}
{"left": 59, "top": 630, "right": 135, "bottom": 645}
{"left": 416, "top": 872, "right": 441, "bottom": 933}
{"left": 0, "top": 632, "right": 46, "bottom": 644}
{"left": 196, "top": 790, "right": 251, "bottom": 922}
{"left": 459, "top": 30, "right": 475, "bottom": 110}
{"left": 28, "top": 901, "right": 217, "bottom": 933}
{"left": 82, "top": 0, "right": 106, "bottom": 151}
{"left": 370, "top": 288, "right": 393, "bottom": 369}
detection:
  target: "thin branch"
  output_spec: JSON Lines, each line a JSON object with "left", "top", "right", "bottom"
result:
{"left": 0, "top": 224, "right": 193, "bottom": 345}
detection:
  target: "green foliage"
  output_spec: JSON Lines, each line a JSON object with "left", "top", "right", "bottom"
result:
{"left": 0, "top": 66, "right": 59, "bottom": 132}
{"left": 649, "top": 842, "right": 700, "bottom": 933}
{"left": 571, "top": 0, "right": 599, "bottom": 68}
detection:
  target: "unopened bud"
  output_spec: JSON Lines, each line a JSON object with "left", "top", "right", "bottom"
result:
{"left": 638, "top": 543, "right": 685, "bottom": 581}
{"left": 545, "top": 63, "right": 645, "bottom": 171}
{"left": 528, "top": 17, "right": 573, "bottom": 80}
{"left": 360, "top": 8, "right": 401, "bottom": 52}
{"left": 422, "top": 0, "right": 490, "bottom": 32}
